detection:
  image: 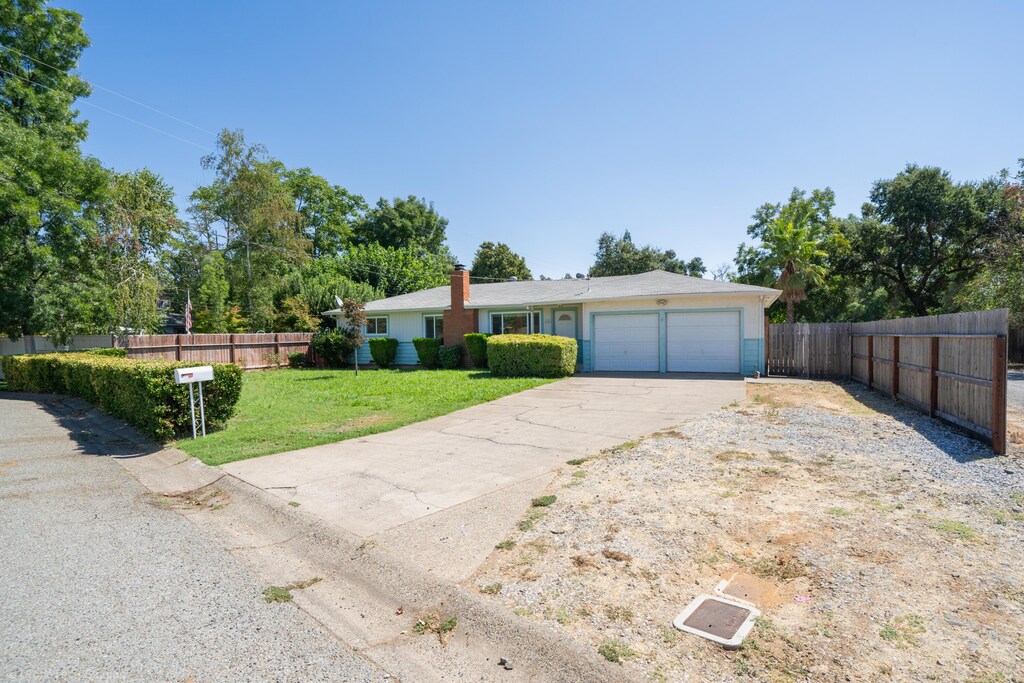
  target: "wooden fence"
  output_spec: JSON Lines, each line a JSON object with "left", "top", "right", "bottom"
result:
{"left": 1011, "top": 328, "right": 1024, "bottom": 364}
{"left": 767, "top": 322, "right": 851, "bottom": 378}
{"left": 123, "top": 333, "right": 313, "bottom": 370}
{"left": 770, "top": 310, "right": 1009, "bottom": 454}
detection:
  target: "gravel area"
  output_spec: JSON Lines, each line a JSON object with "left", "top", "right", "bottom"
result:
{"left": 469, "top": 381, "right": 1024, "bottom": 682}
{"left": 0, "top": 396, "right": 389, "bottom": 683}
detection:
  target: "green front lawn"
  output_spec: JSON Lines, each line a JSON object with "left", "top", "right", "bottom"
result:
{"left": 177, "top": 368, "right": 555, "bottom": 466}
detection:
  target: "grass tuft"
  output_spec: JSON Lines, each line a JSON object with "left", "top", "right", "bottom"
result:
{"left": 532, "top": 495, "right": 557, "bottom": 507}
{"left": 598, "top": 638, "right": 637, "bottom": 663}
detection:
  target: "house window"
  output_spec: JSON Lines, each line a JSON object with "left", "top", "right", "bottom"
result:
{"left": 424, "top": 314, "right": 444, "bottom": 339}
{"left": 365, "top": 316, "right": 388, "bottom": 335}
{"left": 490, "top": 311, "right": 541, "bottom": 335}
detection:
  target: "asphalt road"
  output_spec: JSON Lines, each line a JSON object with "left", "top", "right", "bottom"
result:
{"left": 1009, "top": 366, "right": 1023, "bottom": 413}
{"left": 0, "top": 395, "right": 390, "bottom": 683}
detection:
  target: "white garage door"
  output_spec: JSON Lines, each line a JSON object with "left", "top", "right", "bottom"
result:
{"left": 666, "top": 311, "right": 740, "bottom": 373}
{"left": 594, "top": 314, "right": 659, "bottom": 371}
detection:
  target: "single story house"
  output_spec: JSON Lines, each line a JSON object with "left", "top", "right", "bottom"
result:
{"left": 325, "top": 266, "right": 781, "bottom": 374}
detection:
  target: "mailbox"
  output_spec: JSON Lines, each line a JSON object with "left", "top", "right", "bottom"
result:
{"left": 174, "top": 366, "right": 214, "bottom": 384}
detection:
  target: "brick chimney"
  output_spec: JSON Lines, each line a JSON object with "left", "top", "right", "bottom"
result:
{"left": 443, "top": 264, "right": 478, "bottom": 360}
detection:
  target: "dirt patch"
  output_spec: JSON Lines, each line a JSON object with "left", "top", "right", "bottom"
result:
{"left": 468, "top": 381, "right": 1024, "bottom": 682}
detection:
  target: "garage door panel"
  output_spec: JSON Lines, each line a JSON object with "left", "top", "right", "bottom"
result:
{"left": 594, "top": 314, "right": 659, "bottom": 372}
{"left": 666, "top": 312, "right": 740, "bottom": 373}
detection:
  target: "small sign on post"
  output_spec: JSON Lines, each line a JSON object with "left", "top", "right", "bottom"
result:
{"left": 173, "top": 366, "right": 214, "bottom": 439}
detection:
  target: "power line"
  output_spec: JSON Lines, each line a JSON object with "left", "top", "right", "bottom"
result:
{"left": 0, "top": 67, "right": 212, "bottom": 152}
{"left": 0, "top": 44, "right": 216, "bottom": 136}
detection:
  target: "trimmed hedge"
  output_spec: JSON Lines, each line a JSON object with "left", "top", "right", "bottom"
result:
{"left": 368, "top": 337, "right": 399, "bottom": 369}
{"left": 464, "top": 333, "right": 490, "bottom": 368}
{"left": 487, "top": 334, "right": 577, "bottom": 378}
{"left": 74, "top": 347, "right": 128, "bottom": 358}
{"left": 439, "top": 344, "right": 464, "bottom": 370}
{"left": 0, "top": 353, "right": 243, "bottom": 440}
{"left": 412, "top": 337, "right": 441, "bottom": 369}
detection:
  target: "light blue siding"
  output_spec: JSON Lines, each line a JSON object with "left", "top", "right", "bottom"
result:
{"left": 581, "top": 340, "right": 593, "bottom": 372}
{"left": 351, "top": 340, "right": 420, "bottom": 366}
{"left": 742, "top": 338, "right": 763, "bottom": 375}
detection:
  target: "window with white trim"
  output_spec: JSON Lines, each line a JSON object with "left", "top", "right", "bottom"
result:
{"left": 490, "top": 311, "right": 541, "bottom": 335}
{"left": 424, "top": 314, "right": 444, "bottom": 339}
{"left": 365, "top": 316, "right": 388, "bottom": 335}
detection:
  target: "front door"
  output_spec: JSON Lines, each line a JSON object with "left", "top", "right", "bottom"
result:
{"left": 555, "top": 310, "right": 576, "bottom": 338}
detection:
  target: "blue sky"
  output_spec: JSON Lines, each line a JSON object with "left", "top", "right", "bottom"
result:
{"left": 64, "top": 0, "right": 1022, "bottom": 278}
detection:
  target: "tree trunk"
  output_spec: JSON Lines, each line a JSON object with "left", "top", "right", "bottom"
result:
{"left": 786, "top": 300, "right": 795, "bottom": 324}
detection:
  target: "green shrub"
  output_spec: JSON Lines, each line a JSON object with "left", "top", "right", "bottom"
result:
{"left": 287, "top": 351, "right": 307, "bottom": 369}
{"left": 310, "top": 329, "right": 356, "bottom": 368}
{"left": 368, "top": 337, "right": 399, "bottom": 369}
{"left": 464, "top": 333, "right": 490, "bottom": 368}
{"left": 487, "top": 334, "right": 577, "bottom": 378}
{"left": 0, "top": 353, "right": 243, "bottom": 440}
{"left": 439, "top": 344, "right": 464, "bottom": 369}
{"left": 73, "top": 347, "right": 128, "bottom": 357}
{"left": 412, "top": 337, "right": 441, "bottom": 369}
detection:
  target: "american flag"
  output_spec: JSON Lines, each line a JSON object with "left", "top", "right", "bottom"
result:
{"left": 184, "top": 291, "right": 193, "bottom": 334}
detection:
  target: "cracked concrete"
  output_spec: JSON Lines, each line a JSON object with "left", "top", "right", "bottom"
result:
{"left": 223, "top": 373, "right": 744, "bottom": 580}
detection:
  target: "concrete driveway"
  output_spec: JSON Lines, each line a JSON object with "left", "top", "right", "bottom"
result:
{"left": 224, "top": 373, "right": 744, "bottom": 580}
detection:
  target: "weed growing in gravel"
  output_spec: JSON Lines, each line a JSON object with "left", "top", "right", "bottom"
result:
{"left": 602, "top": 549, "right": 632, "bottom": 563}
{"left": 495, "top": 539, "right": 516, "bottom": 550}
{"left": 827, "top": 506, "right": 852, "bottom": 516}
{"left": 518, "top": 519, "right": 534, "bottom": 531}
{"left": 598, "top": 638, "right": 637, "bottom": 663}
{"left": 532, "top": 495, "right": 557, "bottom": 507}
{"left": 546, "top": 606, "right": 573, "bottom": 624}
{"left": 566, "top": 457, "right": 589, "bottom": 466}
{"left": 480, "top": 583, "right": 502, "bottom": 595}
{"left": 879, "top": 614, "right": 925, "bottom": 648}
{"left": 605, "top": 440, "right": 639, "bottom": 454}
{"left": 604, "top": 605, "right": 635, "bottom": 622}
{"left": 751, "top": 555, "right": 807, "bottom": 580}
{"left": 288, "top": 501, "right": 300, "bottom": 507}
{"left": 931, "top": 519, "right": 979, "bottom": 541}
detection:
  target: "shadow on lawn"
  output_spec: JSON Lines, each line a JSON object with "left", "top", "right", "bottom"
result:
{"left": 0, "top": 391, "right": 163, "bottom": 459}
{"left": 833, "top": 381, "right": 999, "bottom": 463}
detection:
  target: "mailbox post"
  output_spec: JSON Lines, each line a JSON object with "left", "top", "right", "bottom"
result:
{"left": 173, "top": 365, "right": 214, "bottom": 438}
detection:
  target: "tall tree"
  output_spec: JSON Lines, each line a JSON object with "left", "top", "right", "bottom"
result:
{"left": 189, "top": 129, "right": 307, "bottom": 330}
{"left": 0, "top": 0, "right": 108, "bottom": 340}
{"left": 470, "top": 241, "right": 532, "bottom": 281}
{"left": 96, "top": 169, "right": 177, "bottom": 335}
{"left": 283, "top": 167, "right": 366, "bottom": 257}
{"left": 761, "top": 208, "right": 829, "bottom": 323}
{"left": 589, "top": 231, "right": 705, "bottom": 278}
{"left": 354, "top": 195, "right": 449, "bottom": 255}
{"left": 840, "top": 165, "right": 1001, "bottom": 316}
{"left": 335, "top": 243, "right": 451, "bottom": 298}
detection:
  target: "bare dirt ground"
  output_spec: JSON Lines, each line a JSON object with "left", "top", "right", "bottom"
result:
{"left": 467, "top": 381, "right": 1024, "bottom": 682}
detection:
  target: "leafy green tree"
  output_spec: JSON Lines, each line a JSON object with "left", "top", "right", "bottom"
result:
{"left": 283, "top": 167, "right": 366, "bottom": 257}
{"left": 96, "top": 169, "right": 177, "bottom": 335}
{"left": 470, "top": 241, "right": 532, "bottom": 281}
{"left": 0, "top": 0, "right": 108, "bottom": 339}
{"left": 192, "top": 251, "right": 229, "bottom": 333}
{"left": 190, "top": 129, "right": 307, "bottom": 330}
{"left": 337, "top": 243, "right": 451, "bottom": 298}
{"left": 761, "top": 209, "right": 829, "bottom": 323}
{"left": 840, "top": 165, "right": 1002, "bottom": 316}
{"left": 588, "top": 231, "right": 704, "bottom": 278}
{"left": 355, "top": 195, "right": 449, "bottom": 254}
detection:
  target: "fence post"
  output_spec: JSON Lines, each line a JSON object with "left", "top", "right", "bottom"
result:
{"left": 867, "top": 336, "right": 874, "bottom": 389}
{"left": 176, "top": 334, "right": 183, "bottom": 361}
{"left": 849, "top": 333, "right": 854, "bottom": 379}
{"left": 764, "top": 315, "right": 769, "bottom": 376}
{"left": 274, "top": 333, "right": 281, "bottom": 366}
{"left": 229, "top": 334, "right": 236, "bottom": 364}
{"left": 891, "top": 335, "right": 900, "bottom": 399}
{"left": 992, "top": 336, "right": 1007, "bottom": 455}
{"left": 929, "top": 336, "right": 939, "bottom": 417}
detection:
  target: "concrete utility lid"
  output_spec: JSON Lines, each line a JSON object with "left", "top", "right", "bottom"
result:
{"left": 673, "top": 595, "right": 760, "bottom": 648}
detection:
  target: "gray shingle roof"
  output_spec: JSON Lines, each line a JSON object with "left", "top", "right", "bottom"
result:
{"left": 324, "top": 270, "right": 780, "bottom": 314}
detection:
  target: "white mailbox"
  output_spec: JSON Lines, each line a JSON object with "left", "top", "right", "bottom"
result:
{"left": 174, "top": 365, "right": 214, "bottom": 438}
{"left": 174, "top": 366, "right": 214, "bottom": 384}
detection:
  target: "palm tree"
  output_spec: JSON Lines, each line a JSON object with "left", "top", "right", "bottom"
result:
{"left": 763, "top": 209, "right": 828, "bottom": 323}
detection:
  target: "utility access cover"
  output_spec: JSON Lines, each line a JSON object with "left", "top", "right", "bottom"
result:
{"left": 673, "top": 595, "right": 760, "bottom": 648}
